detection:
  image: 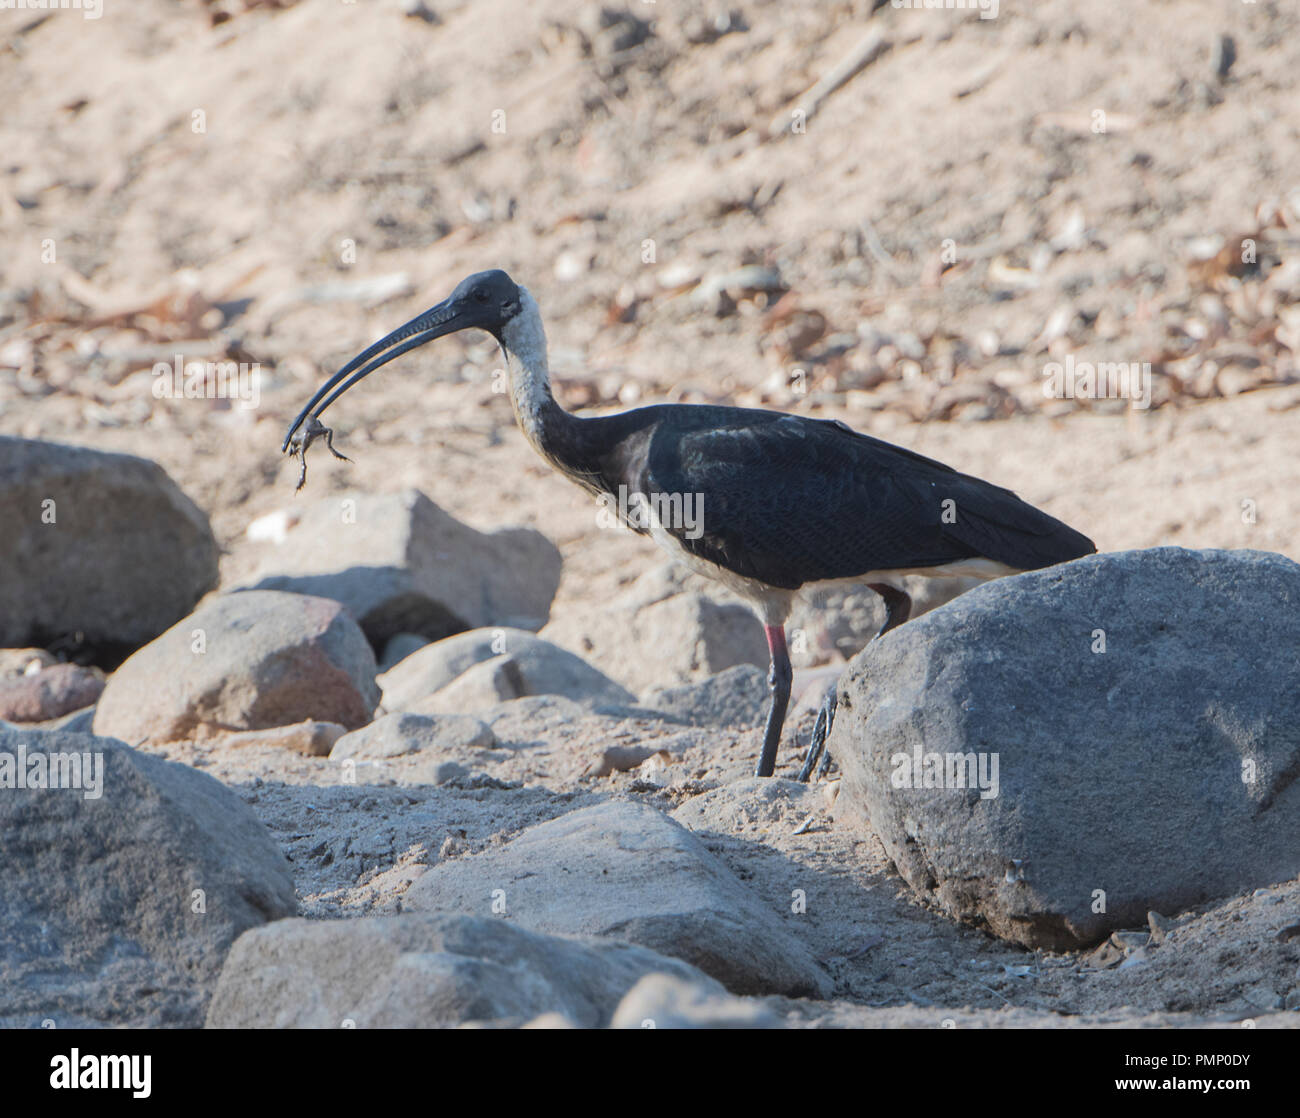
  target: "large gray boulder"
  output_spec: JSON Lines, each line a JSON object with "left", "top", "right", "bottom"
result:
{"left": 379, "top": 627, "right": 634, "bottom": 713}
{"left": 234, "top": 489, "right": 562, "bottom": 645}
{"left": 831, "top": 547, "right": 1300, "bottom": 950}
{"left": 0, "top": 437, "right": 217, "bottom": 655}
{"left": 93, "top": 591, "right": 380, "bottom": 744}
{"left": 205, "top": 913, "right": 721, "bottom": 1028}
{"left": 404, "top": 800, "right": 831, "bottom": 998}
{"left": 0, "top": 731, "right": 296, "bottom": 1027}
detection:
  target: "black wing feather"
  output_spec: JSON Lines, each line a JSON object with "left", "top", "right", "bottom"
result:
{"left": 634, "top": 411, "right": 1094, "bottom": 590}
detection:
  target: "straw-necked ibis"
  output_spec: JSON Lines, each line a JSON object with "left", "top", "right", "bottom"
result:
{"left": 283, "top": 269, "right": 1096, "bottom": 779}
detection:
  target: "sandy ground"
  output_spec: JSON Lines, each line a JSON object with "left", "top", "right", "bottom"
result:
{"left": 4, "top": 0, "right": 1300, "bottom": 1025}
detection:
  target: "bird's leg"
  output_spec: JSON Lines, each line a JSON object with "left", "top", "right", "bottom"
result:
{"left": 867, "top": 582, "right": 912, "bottom": 638}
{"left": 754, "top": 625, "right": 792, "bottom": 778}
{"left": 797, "top": 685, "right": 837, "bottom": 783}
{"left": 797, "top": 584, "right": 913, "bottom": 784}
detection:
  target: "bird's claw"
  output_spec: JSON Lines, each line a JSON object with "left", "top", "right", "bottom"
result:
{"left": 287, "top": 415, "right": 351, "bottom": 491}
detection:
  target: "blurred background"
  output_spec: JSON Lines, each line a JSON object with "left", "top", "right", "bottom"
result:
{"left": 3, "top": 0, "right": 1298, "bottom": 624}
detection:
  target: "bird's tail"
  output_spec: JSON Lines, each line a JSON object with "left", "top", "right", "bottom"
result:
{"left": 943, "top": 474, "right": 1096, "bottom": 572}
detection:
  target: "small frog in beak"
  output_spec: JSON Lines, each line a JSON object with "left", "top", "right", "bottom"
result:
{"left": 288, "top": 414, "right": 351, "bottom": 491}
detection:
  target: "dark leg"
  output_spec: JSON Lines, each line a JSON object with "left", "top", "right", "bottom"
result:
{"left": 797, "top": 685, "right": 837, "bottom": 782}
{"left": 754, "top": 625, "right": 792, "bottom": 778}
{"left": 867, "top": 582, "right": 912, "bottom": 638}
{"left": 797, "top": 584, "right": 912, "bottom": 784}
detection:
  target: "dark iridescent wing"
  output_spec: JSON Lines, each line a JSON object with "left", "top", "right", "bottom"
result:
{"left": 639, "top": 413, "right": 1094, "bottom": 589}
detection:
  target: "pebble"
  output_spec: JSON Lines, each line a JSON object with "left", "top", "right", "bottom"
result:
{"left": 225, "top": 721, "right": 347, "bottom": 757}
{"left": 584, "top": 744, "right": 664, "bottom": 779}
{"left": 429, "top": 761, "right": 469, "bottom": 786}
{"left": 1111, "top": 930, "right": 1150, "bottom": 952}
{"left": 1147, "top": 910, "right": 1174, "bottom": 945}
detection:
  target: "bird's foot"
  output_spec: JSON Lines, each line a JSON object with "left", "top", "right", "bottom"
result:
{"left": 797, "top": 686, "right": 837, "bottom": 783}
{"left": 288, "top": 415, "right": 351, "bottom": 491}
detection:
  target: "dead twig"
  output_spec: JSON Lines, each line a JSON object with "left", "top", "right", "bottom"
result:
{"left": 767, "top": 31, "right": 892, "bottom": 138}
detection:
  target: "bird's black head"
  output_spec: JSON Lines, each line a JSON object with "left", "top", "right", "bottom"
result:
{"left": 282, "top": 268, "right": 523, "bottom": 451}
{"left": 447, "top": 269, "right": 523, "bottom": 337}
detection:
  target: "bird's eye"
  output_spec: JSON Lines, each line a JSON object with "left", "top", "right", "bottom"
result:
{"left": 473, "top": 288, "right": 489, "bottom": 303}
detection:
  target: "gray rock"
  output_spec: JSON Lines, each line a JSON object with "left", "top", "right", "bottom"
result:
{"left": 330, "top": 712, "right": 495, "bottom": 760}
{"left": 414, "top": 655, "right": 530, "bottom": 711}
{"left": 643, "top": 664, "right": 769, "bottom": 728}
{"left": 0, "top": 731, "right": 296, "bottom": 1027}
{"left": 234, "top": 489, "right": 562, "bottom": 645}
{"left": 611, "top": 973, "right": 781, "bottom": 1029}
{"left": 0, "top": 437, "right": 218, "bottom": 656}
{"left": 93, "top": 591, "right": 380, "bottom": 744}
{"left": 380, "top": 627, "right": 634, "bottom": 713}
{"left": 476, "top": 694, "right": 681, "bottom": 751}
{"left": 584, "top": 743, "right": 666, "bottom": 778}
{"left": 205, "top": 913, "right": 722, "bottom": 1028}
{"left": 832, "top": 547, "right": 1300, "bottom": 950}
{"left": 379, "top": 632, "right": 430, "bottom": 671}
{"left": 379, "top": 627, "right": 521, "bottom": 701}
{"left": 479, "top": 693, "right": 596, "bottom": 739}
{"left": 542, "top": 563, "right": 767, "bottom": 692}
{"left": 0, "top": 663, "right": 104, "bottom": 722}
{"left": 404, "top": 800, "right": 831, "bottom": 998}
{"left": 1147, "top": 910, "right": 1174, "bottom": 945}
{"left": 426, "top": 760, "right": 470, "bottom": 786}
{"left": 49, "top": 705, "right": 96, "bottom": 734}
{"left": 224, "top": 720, "right": 346, "bottom": 756}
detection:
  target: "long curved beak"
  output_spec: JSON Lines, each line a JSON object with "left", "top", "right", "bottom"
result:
{"left": 282, "top": 296, "right": 465, "bottom": 452}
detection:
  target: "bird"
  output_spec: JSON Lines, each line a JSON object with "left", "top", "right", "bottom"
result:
{"left": 283, "top": 269, "right": 1096, "bottom": 780}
